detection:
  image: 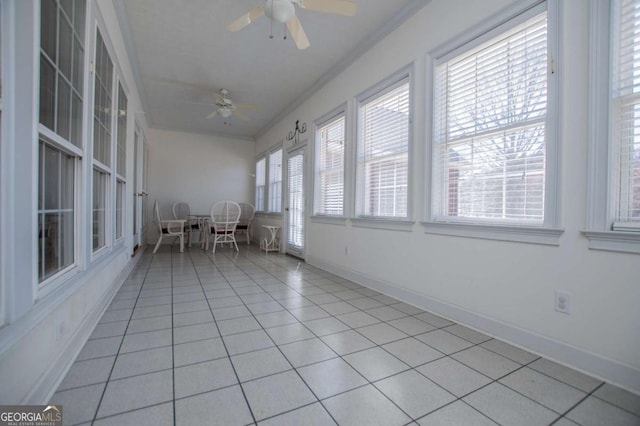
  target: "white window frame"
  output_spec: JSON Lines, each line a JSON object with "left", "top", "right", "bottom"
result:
{"left": 255, "top": 156, "right": 266, "bottom": 212}
{"left": 423, "top": 0, "right": 563, "bottom": 245}
{"left": 268, "top": 147, "right": 283, "bottom": 213}
{"left": 36, "top": 0, "right": 87, "bottom": 290}
{"left": 312, "top": 105, "right": 346, "bottom": 221}
{"left": 584, "top": 0, "right": 640, "bottom": 254}
{"left": 353, "top": 65, "right": 414, "bottom": 231}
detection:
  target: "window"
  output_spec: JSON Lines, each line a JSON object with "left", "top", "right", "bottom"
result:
{"left": 433, "top": 9, "right": 547, "bottom": 224}
{"left": 38, "top": 139, "right": 75, "bottom": 282}
{"left": 38, "top": 0, "right": 85, "bottom": 282}
{"left": 426, "top": 1, "right": 562, "bottom": 244}
{"left": 611, "top": 0, "right": 640, "bottom": 229}
{"left": 585, "top": 0, "right": 640, "bottom": 253}
{"left": 92, "top": 29, "right": 113, "bottom": 252}
{"left": 314, "top": 113, "right": 345, "bottom": 216}
{"left": 115, "top": 83, "right": 127, "bottom": 240}
{"left": 268, "top": 149, "right": 283, "bottom": 213}
{"left": 356, "top": 76, "right": 410, "bottom": 218}
{"left": 255, "top": 157, "right": 266, "bottom": 211}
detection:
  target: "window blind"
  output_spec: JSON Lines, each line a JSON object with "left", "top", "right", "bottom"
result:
{"left": 255, "top": 158, "right": 266, "bottom": 211}
{"left": 612, "top": 0, "right": 640, "bottom": 227}
{"left": 315, "top": 115, "right": 345, "bottom": 215}
{"left": 269, "top": 149, "right": 283, "bottom": 212}
{"left": 357, "top": 80, "right": 410, "bottom": 217}
{"left": 433, "top": 11, "right": 548, "bottom": 224}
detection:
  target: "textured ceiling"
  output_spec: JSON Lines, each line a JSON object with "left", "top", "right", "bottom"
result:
{"left": 116, "top": 0, "right": 429, "bottom": 139}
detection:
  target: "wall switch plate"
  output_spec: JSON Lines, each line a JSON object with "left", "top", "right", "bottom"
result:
{"left": 555, "top": 290, "right": 571, "bottom": 315}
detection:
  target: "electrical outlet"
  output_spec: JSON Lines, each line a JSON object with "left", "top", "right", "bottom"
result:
{"left": 555, "top": 290, "right": 571, "bottom": 315}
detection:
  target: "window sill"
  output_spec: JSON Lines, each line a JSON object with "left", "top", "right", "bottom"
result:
{"left": 582, "top": 230, "right": 640, "bottom": 254}
{"left": 310, "top": 216, "right": 347, "bottom": 226}
{"left": 422, "top": 221, "right": 564, "bottom": 246}
{"left": 351, "top": 217, "right": 415, "bottom": 232}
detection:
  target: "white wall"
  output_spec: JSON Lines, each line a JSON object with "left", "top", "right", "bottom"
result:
{"left": 255, "top": 0, "right": 640, "bottom": 393}
{"left": 0, "top": 0, "right": 148, "bottom": 403}
{"left": 146, "top": 128, "right": 255, "bottom": 244}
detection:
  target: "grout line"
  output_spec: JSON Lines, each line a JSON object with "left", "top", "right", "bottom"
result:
{"left": 170, "top": 247, "right": 177, "bottom": 426}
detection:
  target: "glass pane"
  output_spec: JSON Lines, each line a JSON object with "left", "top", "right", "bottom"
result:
{"left": 61, "top": 152, "right": 75, "bottom": 209}
{"left": 116, "top": 181, "right": 124, "bottom": 239}
{"left": 60, "top": 0, "right": 72, "bottom": 20}
{"left": 39, "top": 55, "right": 56, "bottom": 129}
{"left": 93, "top": 169, "right": 106, "bottom": 251}
{"left": 71, "top": 91, "right": 83, "bottom": 148}
{"left": 58, "top": 11, "right": 72, "bottom": 81}
{"left": 44, "top": 144, "right": 60, "bottom": 210}
{"left": 57, "top": 77, "right": 71, "bottom": 140}
{"left": 72, "top": 40, "right": 83, "bottom": 94}
{"left": 60, "top": 210, "right": 74, "bottom": 271}
{"left": 117, "top": 84, "right": 127, "bottom": 176}
{"left": 40, "top": 0, "right": 57, "bottom": 62}
{"left": 73, "top": 0, "right": 85, "bottom": 40}
{"left": 38, "top": 143, "right": 44, "bottom": 211}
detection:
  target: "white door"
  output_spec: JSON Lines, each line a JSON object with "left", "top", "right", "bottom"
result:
{"left": 286, "top": 146, "right": 306, "bottom": 258}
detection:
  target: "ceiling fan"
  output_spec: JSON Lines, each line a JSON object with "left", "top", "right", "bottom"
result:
{"left": 228, "top": 0, "right": 357, "bottom": 50}
{"left": 206, "top": 88, "right": 258, "bottom": 121}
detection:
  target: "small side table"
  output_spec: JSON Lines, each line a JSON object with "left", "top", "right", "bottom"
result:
{"left": 260, "top": 225, "right": 280, "bottom": 253}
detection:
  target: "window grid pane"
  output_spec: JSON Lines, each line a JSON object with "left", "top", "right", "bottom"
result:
{"left": 255, "top": 158, "right": 266, "bottom": 211}
{"left": 269, "top": 149, "right": 283, "bottom": 213}
{"left": 116, "top": 83, "right": 127, "bottom": 177}
{"left": 357, "top": 81, "right": 410, "bottom": 217}
{"left": 116, "top": 179, "right": 124, "bottom": 239}
{"left": 315, "top": 115, "right": 345, "bottom": 215}
{"left": 433, "top": 11, "right": 548, "bottom": 223}
{"left": 92, "top": 168, "right": 107, "bottom": 251}
{"left": 612, "top": 0, "right": 640, "bottom": 223}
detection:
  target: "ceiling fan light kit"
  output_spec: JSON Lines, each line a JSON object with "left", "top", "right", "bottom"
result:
{"left": 265, "top": 0, "right": 295, "bottom": 24}
{"left": 227, "top": 0, "right": 357, "bottom": 50}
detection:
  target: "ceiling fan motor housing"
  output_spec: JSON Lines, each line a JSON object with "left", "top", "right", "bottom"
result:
{"left": 265, "top": 0, "right": 295, "bottom": 23}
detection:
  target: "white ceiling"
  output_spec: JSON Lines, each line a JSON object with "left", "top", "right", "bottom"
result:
{"left": 115, "top": 0, "right": 430, "bottom": 140}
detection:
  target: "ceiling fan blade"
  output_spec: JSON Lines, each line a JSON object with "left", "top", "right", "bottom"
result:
{"left": 227, "top": 6, "right": 265, "bottom": 32}
{"left": 298, "top": 0, "right": 356, "bottom": 16}
{"left": 235, "top": 103, "right": 260, "bottom": 110}
{"left": 233, "top": 109, "right": 251, "bottom": 122}
{"left": 206, "top": 110, "right": 218, "bottom": 120}
{"left": 286, "top": 16, "right": 310, "bottom": 50}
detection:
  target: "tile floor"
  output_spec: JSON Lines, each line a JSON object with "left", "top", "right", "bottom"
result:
{"left": 52, "top": 246, "right": 640, "bottom": 425}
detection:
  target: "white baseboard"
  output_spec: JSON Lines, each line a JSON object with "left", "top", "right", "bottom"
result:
{"left": 307, "top": 255, "right": 640, "bottom": 395}
{"left": 26, "top": 249, "right": 144, "bottom": 404}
